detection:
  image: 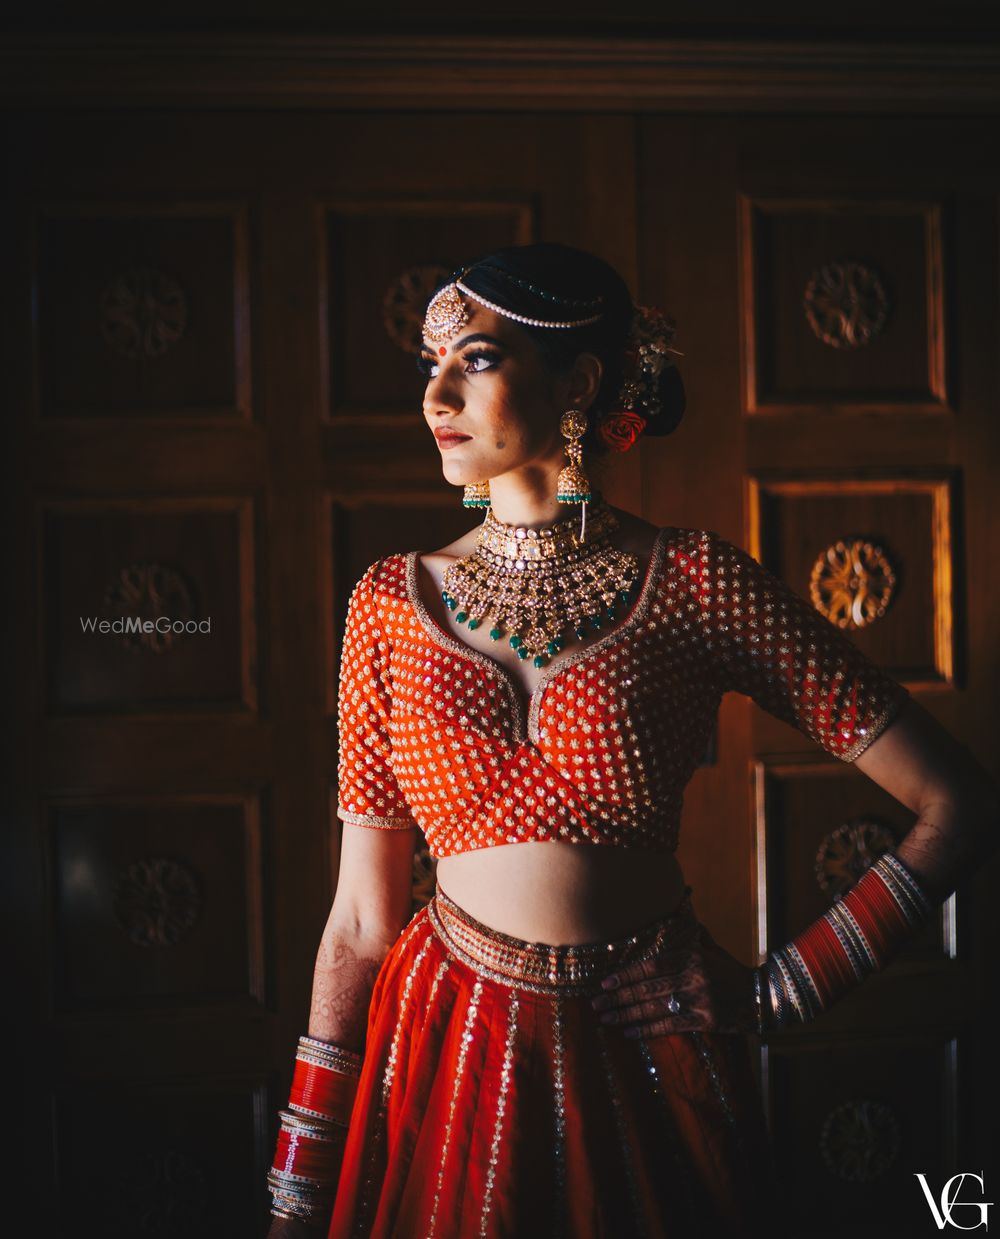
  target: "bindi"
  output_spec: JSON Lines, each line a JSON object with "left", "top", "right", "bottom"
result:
{"left": 438, "top": 346, "right": 447, "bottom": 356}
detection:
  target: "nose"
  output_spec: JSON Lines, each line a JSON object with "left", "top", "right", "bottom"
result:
{"left": 422, "top": 371, "right": 462, "bottom": 419}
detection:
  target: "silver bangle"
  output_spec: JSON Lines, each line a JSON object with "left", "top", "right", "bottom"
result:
{"left": 765, "top": 959, "right": 788, "bottom": 1029}
{"left": 752, "top": 967, "right": 764, "bottom": 1037}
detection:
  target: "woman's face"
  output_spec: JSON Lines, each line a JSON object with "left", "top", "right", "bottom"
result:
{"left": 419, "top": 304, "right": 577, "bottom": 489}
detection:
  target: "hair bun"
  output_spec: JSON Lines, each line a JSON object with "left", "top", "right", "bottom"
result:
{"left": 594, "top": 304, "right": 685, "bottom": 450}
{"left": 641, "top": 365, "right": 686, "bottom": 438}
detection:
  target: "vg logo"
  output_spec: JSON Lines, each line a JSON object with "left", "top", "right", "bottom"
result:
{"left": 915, "top": 1172, "right": 993, "bottom": 1230}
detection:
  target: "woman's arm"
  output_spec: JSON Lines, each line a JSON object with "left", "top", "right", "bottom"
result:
{"left": 749, "top": 695, "right": 1000, "bottom": 1030}
{"left": 596, "top": 532, "right": 1000, "bottom": 1033}
{"left": 308, "top": 823, "right": 419, "bottom": 1048}
{"left": 592, "top": 697, "right": 1000, "bottom": 1038}
{"left": 268, "top": 823, "right": 418, "bottom": 1237}
{"left": 853, "top": 696, "right": 1000, "bottom": 904}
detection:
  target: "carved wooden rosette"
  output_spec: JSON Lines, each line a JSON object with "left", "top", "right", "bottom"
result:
{"left": 383, "top": 264, "right": 451, "bottom": 354}
{"left": 112, "top": 857, "right": 202, "bottom": 948}
{"left": 819, "top": 1099, "right": 900, "bottom": 1183}
{"left": 100, "top": 267, "right": 188, "bottom": 359}
{"left": 803, "top": 260, "right": 889, "bottom": 350}
{"left": 103, "top": 562, "right": 196, "bottom": 653}
{"left": 809, "top": 538, "right": 897, "bottom": 630}
{"left": 814, "top": 816, "right": 899, "bottom": 901}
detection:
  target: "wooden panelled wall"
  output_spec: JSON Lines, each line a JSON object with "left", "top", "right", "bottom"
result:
{"left": 7, "top": 102, "right": 999, "bottom": 1238}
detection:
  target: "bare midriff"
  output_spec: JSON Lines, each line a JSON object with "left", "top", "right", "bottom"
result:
{"left": 434, "top": 840, "right": 689, "bottom": 945}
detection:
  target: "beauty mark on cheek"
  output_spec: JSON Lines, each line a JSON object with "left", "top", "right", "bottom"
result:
{"left": 495, "top": 440, "right": 506, "bottom": 450}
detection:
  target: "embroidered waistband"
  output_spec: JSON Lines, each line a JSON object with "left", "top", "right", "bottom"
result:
{"left": 426, "top": 883, "right": 700, "bottom": 995}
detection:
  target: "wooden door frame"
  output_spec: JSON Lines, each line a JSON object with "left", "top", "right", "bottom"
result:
{"left": 2, "top": 33, "right": 1000, "bottom": 114}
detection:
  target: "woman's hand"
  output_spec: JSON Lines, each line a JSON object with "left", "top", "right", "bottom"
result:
{"left": 590, "top": 924, "right": 758, "bottom": 1038}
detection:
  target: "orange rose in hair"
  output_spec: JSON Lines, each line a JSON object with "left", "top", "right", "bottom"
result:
{"left": 598, "top": 409, "right": 647, "bottom": 452}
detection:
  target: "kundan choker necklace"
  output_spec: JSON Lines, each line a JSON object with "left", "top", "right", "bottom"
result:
{"left": 440, "top": 498, "right": 641, "bottom": 667}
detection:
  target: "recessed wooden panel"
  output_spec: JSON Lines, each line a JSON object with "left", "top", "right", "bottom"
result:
{"left": 321, "top": 199, "right": 533, "bottom": 418}
{"left": 323, "top": 495, "right": 474, "bottom": 714}
{"left": 34, "top": 203, "right": 251, "bottom": 419}
{"left": 748, "top": 475, "right": 956, "bottom": 688}
{"left": 765, "top": 1035, "right": 958, "bottom": 1238}
{"left": 48, "top": 794, "right": 266, "bottom": 1011}
{"left": 54, "top": 1077, "right": 268, "bottom": 1238}
{"left": 753, "top": 760, "right": 956, "bottom": 965}
{"left": 41, "top": 498, "right": 257, "bottom": 714}
{"left": 739, "top": 197, "right": 948, "bottom": 414}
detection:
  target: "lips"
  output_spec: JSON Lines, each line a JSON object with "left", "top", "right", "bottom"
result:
{"left": 434, "top": 430, "right": 472, "bottom": 449}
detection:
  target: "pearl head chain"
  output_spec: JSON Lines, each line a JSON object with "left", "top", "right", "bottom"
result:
{"left": 454, "top": 281, "right": 603, "bottom": 329}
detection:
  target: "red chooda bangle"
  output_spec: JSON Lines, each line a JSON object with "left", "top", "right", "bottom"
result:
{"left": 267, "top": 1034, "right": 364, "bottom": 1223}
{"left": 765, "top": 851, "right": 934, "bottom": 1024}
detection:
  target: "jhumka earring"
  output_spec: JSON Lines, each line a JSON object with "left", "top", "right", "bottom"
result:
{"left": 556, "top": 409, "right": 592, "bottom": 505}
{"left": 556, "top": 409, "right": 592, "bottom": 540}
{"left": 462, "top": 481, "right": 491, "bottom": 509}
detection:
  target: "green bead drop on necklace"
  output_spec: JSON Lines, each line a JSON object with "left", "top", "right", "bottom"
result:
{"left": 438, "top": 498, "right": 640, "bottom": 667}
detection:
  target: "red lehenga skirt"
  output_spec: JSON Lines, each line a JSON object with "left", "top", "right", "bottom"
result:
{"left": 328, "top": 883, "right": 780, "bottom": 1239}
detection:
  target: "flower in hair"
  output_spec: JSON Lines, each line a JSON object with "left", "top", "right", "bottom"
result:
{"left": 598, "top": 409, "right": 647, "bottom": 453}
{"left": 598, "top": 304, "right": 681, "bottom": 450}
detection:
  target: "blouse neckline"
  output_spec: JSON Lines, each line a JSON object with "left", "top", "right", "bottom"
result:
{"left": 403, "top": 527, "right": 670, "bottom": 745}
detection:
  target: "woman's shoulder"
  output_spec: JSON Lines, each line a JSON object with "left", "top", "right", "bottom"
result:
{"left": 612, "top": 507, "right": 721, "bottom": 548}
{"left": 647, "top": 527, "right": 762, "bottom": 602}
{"left": 349, "top": 552, "right": 412, "bottom": 611}
{"left": 655, "top": 525, "right": 759, "bottom": 559}
{"left": 650, "top": 524, "right": 728, "bottom": 560}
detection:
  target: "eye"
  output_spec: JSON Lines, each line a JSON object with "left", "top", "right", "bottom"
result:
{"left": 416, "top": 349, "right": 501, "bottom": 381}
{"left": 462, "top": 349, "right": 501, "bottom": 373}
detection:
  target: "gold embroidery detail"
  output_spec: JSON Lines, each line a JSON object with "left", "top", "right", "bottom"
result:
{"left": 595, "top": 1025, "right": 647, "bottom": 1238}
{"left": 689, "top": 1032, "right": 739, "bottom": 1131}
{"left": 426, "top": 978, "right": 484, "bottom": 1239}
{"left": 428, "top": 885, "right": 697, "bottom": 995}
{"left": 354, "top": 922, "right": 434, "bottom": 1237}
{"left": 550, "top": 995, "right": 567, "bottom": 1237}
{"left": 405, "top": 550, "right": 528, "bottom": 741}
{"left": 526, "top": 528, "right": 669, "bottom": 742}
{"left": 477, "top": 991, "right": 520, "bottom": 1238}
{"left": 635, "top": 1035, "right": 701, "bottom": 1229}
{"left": 337, "top": 806, "right": 416, "bottom": 831}
{"left": 427, "top": 956, "right": 450, "bottom": 1007}
{"left": 837, "top": 688, "right": 909, "bottom": 762}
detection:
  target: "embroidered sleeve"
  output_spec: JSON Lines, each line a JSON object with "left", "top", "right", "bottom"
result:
{"left": 336, "top": 562, "right": 417, "bottom": 830}
{"left": 695, "top": 531, "right": 910, "bottom": 762}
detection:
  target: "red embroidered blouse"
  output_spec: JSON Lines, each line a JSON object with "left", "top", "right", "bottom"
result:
{"left": 336, "top": 527, "right": 909, "bottom": 858}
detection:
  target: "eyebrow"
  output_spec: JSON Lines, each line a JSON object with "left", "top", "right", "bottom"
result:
{"left": 420, "top": 332, "right": 506, "bottom": 354}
